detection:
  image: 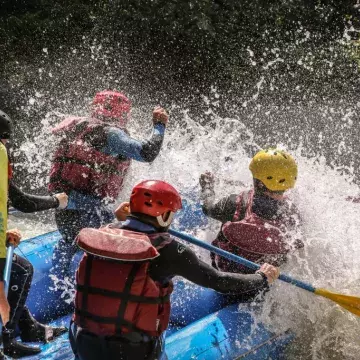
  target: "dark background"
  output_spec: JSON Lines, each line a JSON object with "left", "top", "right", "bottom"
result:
{"left": 0, "top": 0, "right": 360, "bottom": 188}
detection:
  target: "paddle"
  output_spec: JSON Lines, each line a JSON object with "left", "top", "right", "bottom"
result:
{"left": 9, "top": 205, "right": 360, "bottom": 316}
{"left": 0, "top": 245, "right": 15, "bottom": 328}
{"left": 169, "top": 229, "right": 360, "bottom": 317}
{"left": 4, "top": 245, "right": 15, "bottom": 297}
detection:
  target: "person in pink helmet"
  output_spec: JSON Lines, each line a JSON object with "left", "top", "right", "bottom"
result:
{"left": 48, "top": 91, "right": 169, "bottom": 280}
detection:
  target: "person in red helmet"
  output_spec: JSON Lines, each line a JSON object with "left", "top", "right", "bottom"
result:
{"left": 48, "top": 91, "right": 168, "bottom": 281}
{"left": 69, "top": 180, "right": 280, "bottom": 360}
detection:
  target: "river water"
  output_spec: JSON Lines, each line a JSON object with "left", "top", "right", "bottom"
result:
{"left": 8, "top": 102, "right": 360, "bottom": 359}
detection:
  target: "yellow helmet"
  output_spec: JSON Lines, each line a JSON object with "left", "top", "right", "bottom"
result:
{"left": 249, "top": 149, "right": 297, "bottom": 191}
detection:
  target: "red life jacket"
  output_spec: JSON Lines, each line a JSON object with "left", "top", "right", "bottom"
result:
{"left": 48, "top": 117, "right": 130, "bottom": 200}
{"left": 8, "top": 163, "right": 12, "bottom": 181}
{"left": 212, "top": 190, "right": 302, "bottom": 273}
{"left": 74, "top": 226, "right": 173, "bottom": 337}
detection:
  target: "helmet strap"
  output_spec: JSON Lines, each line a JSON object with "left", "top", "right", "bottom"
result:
{"left": 156, "top": 211, "right": 175, "bottom": 228}
{"left": 129, "top": 213, "right": 173, "bottom": 232}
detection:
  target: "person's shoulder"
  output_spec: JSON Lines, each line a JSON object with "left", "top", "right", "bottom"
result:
{"left": 160, "top": 238, "right": 188, "bottom": 256}
{"left": 229, "top": 193, "right": 239, "bottom": 201}
{"left": 106, "top": 126, "right": 127, "bottom": 137}
{"left": 52, "top": 116, "right": 88, "bottom": 134}
{"left": 283, "top": 196, "right": 301, "bottom": 216}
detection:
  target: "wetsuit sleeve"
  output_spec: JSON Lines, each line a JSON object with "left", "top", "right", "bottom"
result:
{"left": 165, "top": 242, "right": 268, "bottom": 294}
{"left": 105, "top": 123, "right": 165, "bottom": 162}
{"left": 202, "top": 194, "right": 238, "bottom": 223}
{"left": 9, "top": 182, "right": 59, "bottom": 213}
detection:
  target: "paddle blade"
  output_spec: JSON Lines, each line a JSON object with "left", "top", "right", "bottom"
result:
{"left": 315, "top": 288, "right": 360, "bottom": 316}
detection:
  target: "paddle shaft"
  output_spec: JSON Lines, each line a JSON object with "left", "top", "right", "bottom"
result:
{"left": 4, "top": 245, "right": 15, "bottom": 297}
{"left": 9, "top": 207, "right": 316, "bottom": 292}
{"left": 169, "top": 229, "right": 316, "bottom": 293}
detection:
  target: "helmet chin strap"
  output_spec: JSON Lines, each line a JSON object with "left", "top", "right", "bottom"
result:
{"left": 156, "top": 212, "right": 175, "bottom": 228}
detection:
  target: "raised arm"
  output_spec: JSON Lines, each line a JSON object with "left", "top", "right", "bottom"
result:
{"left": 199, "top": 172, "right": 237, "bottom": 223}
{"left": 105, "top": 107, "right": 168, "bottom": 163}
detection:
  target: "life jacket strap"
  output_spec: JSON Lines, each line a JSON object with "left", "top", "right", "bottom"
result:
{"left": 75, "top": 309, "right": 143, "bottom": 333}
{"left": 76, "top": 284, "right": 170, "bottom": 304}
{"left": 115, "top": 263, "right": 141, "bottom": 335}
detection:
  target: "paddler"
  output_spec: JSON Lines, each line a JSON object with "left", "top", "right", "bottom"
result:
{"left": 0, "top": 109, "right": 67, "bottom": 358}
{"left": 70, "top": 180, "right": 280, "bottom": 360}
{"left": 48, "top": 90, "right": 169, "bottom": 280}
{"left": 200, "top": 148, "right": 304, "bottom": 275}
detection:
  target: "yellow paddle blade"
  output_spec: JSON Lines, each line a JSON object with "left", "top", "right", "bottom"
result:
{"left": 315, "top": 288, "right": 360, "bottom": 316}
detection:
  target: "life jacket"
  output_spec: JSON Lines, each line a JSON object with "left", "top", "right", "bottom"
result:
{"left": 48, "top": 117, "right": 130, "bottom": 201}
{"left": 74, "top": 226, "right": 173, "bottom": 338}
{"left": 212, "top": 190, "right": 303, "bottom": 273}
{"left": 8, "top": 163, "right": 12, "bottom": 181}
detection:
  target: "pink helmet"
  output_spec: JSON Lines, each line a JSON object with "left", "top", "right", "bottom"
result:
{"left": 92, "top": 90, "right": 131, "bottom": 127}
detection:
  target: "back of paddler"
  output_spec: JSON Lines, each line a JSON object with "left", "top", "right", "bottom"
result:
{"left": 70, "top": 180, "right": 280, "bottom": 360}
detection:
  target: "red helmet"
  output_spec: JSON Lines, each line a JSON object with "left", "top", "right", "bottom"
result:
{"left": 92, "top": 90, "right": 131, "bottom": 127}
{"left": 130, "top": 180, "right": 182, "bottom": 224}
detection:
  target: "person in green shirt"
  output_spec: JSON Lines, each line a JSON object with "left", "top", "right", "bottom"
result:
{"left": 0, "top": 110, "right": 66, "bottom": 358}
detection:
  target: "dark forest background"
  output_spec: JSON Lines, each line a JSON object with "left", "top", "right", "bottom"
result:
{"left": 1, "top": 0, "right": 360, "bottom": 187}
{"left": 1, "top": 0, "right": 359, "bottom": 102}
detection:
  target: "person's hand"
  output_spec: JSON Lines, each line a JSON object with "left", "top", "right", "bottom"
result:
{"left": 6, "top": 228, "right": 21, "bottom": 248}
{"left": 55, "top": 193, "right": 68, "bottom": 209}
{"left": 257, "top": 263, "right": 280, "bottom": 284}
{"left": 153, "top": 107, "right": 169, "bottom": 125}
{"left": 199, "top": 172, "right": 215, "bottom": 190}
{"left": 0, "top": 283, "right": 10, "bottom": 325}
{"left": 115, "top": 202, "right": 131, "bottom": 221}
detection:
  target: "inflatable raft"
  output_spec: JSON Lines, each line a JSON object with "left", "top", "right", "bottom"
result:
{"left": 10, "top": 202, "right": 294, "bottom": 359}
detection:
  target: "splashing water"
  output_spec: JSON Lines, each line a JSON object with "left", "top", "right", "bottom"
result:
{"left": 9, "top": 96, "right": 360, "bottom": 360}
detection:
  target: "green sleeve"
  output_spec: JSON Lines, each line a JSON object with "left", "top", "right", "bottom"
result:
{"left": 0, "top": 143, "right": 8, "bottom": 258}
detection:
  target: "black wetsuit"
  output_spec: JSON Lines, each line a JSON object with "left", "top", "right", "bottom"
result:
{"left": 9, "top": 182, "right": 59, "bottom": 213}
{"left": 70, "top": 218, "right": 268, "bottom": 360}
{"left": 148, "top": 237, "right": 266, "bottom": 294}
{"left": 202, "top": 192, "right": 300, "bottom": 223}
{"left": 0, "top": 182, "right": 59, "bottom": 276}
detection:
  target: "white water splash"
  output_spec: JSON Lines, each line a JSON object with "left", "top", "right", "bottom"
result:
{"left": 11, "top": 94, "right": 360, "bottom": 360}
{"left": 49, "top": 275, "right": 76, "bottom": 304}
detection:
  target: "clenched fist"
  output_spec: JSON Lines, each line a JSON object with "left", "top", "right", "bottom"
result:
{"left": 257, "top": 263, "right": 280, "bottom": 284}
{"left": 6, "top": 228, "right": 22, "bottom": 248}
{"left": 153, "top": 107, "right": 169, "bottom": 126}
{"left": 115, "top": 202, "right": 131, "bottom": 221}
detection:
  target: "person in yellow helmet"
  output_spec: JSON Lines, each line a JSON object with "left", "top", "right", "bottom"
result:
{"left": 200, "top": 149, "right": 304, "bottom": 281}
